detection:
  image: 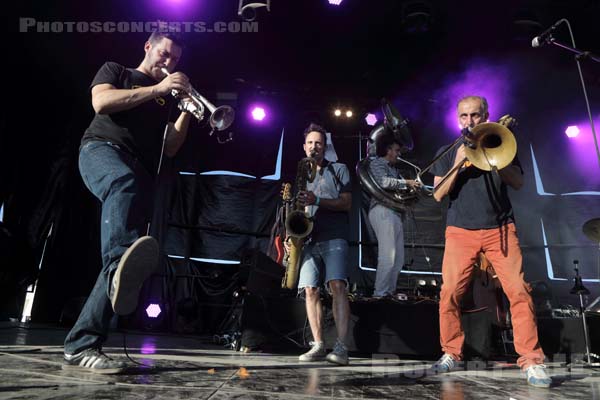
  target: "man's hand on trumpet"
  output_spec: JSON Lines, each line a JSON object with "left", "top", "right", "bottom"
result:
{"left": 155, "top": 70, "right": 191, "bottom": 96}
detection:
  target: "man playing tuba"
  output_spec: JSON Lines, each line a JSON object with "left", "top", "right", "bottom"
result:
{"left": 368, "top": 131, "right": 421, "bottom": 299}
{"left": 428, "top": 96, "right": 551, "bottom": 388}
{"left": 290, "top": 123, "right": 352, "bottom": 365}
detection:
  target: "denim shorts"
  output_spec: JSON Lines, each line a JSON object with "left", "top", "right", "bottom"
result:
{"left": 297, "top": 238, "right": 349, "bottom": 292}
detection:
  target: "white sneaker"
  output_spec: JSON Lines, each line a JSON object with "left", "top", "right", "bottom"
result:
{"left": 525, "top": 364, "right": 552, "bottom": 388}
{"left": 429, "top": 353, "right": 458, "bottom": 374}
{"left": 299, "top": 341, "right": 326, "bottom": 362}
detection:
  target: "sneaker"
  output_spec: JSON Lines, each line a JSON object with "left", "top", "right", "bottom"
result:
{"left": 63, "top": 348, "right": 127, "bottom": 374}
{"left": 525, "top": 364, "right": 552, "bottom": 388}
{"left": 429, "top": 353, "right": 457, "bottom": 374}
{"left": 299, "top": 341, "right": 326, "bottom": 362}
{"left": 111, "top": 236, "right": 159, "bottom": 315}
{"left": 326, "top": 340, "right": 349, "bottom": 365}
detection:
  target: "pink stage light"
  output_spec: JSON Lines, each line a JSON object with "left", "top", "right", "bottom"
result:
{"left": 251, "top": 106, "right": 266, "bottom": 121}
{"left": 328, "top": 0, "right": 343, "bottom": 5}
{"left": 145, "top": 303, "right": 162, "bottom": 318}
{"left": 565, "top": 125, "right": 580, "bottom": 138}
{"left": 365, "top": 113, "right": 378, "bottom": 126}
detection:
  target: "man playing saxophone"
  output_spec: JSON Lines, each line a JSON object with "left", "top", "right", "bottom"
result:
{"left": 291, "top": 123, "right": 352, "bottom": 365}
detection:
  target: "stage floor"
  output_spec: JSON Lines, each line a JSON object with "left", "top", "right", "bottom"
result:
{"left": 1, "top": 323, "right": 599, "bottom": 399}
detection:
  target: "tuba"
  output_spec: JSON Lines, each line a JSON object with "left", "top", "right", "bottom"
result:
{"left": 281, "top": 156, "right": 318, "bottom": 290}
{"left": 356, "top": 100, "right": 422, "bottom": 212}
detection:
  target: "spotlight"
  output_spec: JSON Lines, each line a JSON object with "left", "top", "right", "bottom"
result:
{"left": 401, "top": 1, "right": 434, "bottom": 34}
{"left": 328, "top": 0, "right": 344, "bottom": 5}
{"left": 345, "top": 110, "right": 353, "bottom": 118}
{"left": 145, "top": 303, "right": 162, "bottom": 318}
{"left": 238, "top": 0, "right": 271, "bottom": 22}
{"left": 565, "top": 125, "right": 580, "bottom": 138}
{"left": 251, "top": 106, "right": 266, "bottom": 121}
{"left": 414, "top": 279, "right": 440, "bottom": 298}
{"left": 334, "top": 109, "right": 342, "bottom": 117}
{"left": 365, "top": 113, "right": 378, "bottom": 126}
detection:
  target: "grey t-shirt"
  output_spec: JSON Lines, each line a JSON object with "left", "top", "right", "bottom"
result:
{"left": 306, "top": 161, "right": 352, "bottom": 242}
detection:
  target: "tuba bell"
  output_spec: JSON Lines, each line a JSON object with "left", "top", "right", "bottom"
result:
{"left": 356, "top": 100, "right": 421, "bottom": 212}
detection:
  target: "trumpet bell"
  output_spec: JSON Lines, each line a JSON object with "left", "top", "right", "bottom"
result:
{"left": 466, "top": 122, "right": 517, "bottom": 171}
{"left": 210, "top": 105, "right": 236, "bottom": 131}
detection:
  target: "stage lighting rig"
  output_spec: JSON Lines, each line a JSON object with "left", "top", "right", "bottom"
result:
{"left": 238, "top": 0, "right": 271, "bottom": 22}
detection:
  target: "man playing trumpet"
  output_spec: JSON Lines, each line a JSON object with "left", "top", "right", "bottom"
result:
{"left": 63, "top": 30, "right": 193, "bottom": 374}
{"left": 429, "top": 96, "right": 551, "bottom": 388}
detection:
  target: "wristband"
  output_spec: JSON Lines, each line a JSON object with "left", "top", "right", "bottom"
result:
{"left": 315, "top": 196, "right": 321, "bottom": 206}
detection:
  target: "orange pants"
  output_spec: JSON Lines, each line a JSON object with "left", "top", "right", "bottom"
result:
{"left": 439, "top": 223, "right": 545, "bottom": 369}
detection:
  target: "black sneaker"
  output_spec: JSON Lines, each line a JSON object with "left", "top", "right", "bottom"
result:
{"left": 62, "top": 348, "right": 127, "bottom": 374}
{"left": 111, "top": 236, "right": 159, "bottom": 315}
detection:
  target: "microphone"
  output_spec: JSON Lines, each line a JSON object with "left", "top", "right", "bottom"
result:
{"left": 531, "top": 20, "right": 562, "bottom": 48}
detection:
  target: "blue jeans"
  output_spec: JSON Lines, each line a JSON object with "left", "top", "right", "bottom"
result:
{"left": 64, "top": 141, "right": 154, "bottom": 355}
{"left": 297, "top": 238, "right": 349, "bottom": 292}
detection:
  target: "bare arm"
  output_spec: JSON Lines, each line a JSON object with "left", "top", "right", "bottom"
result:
{"left": 497, "top": 165, "right": 523, "bottom": 190}
{"left": 164, "top": 111, "right": 192, "bottom": 157}
{"left": 91, "top": 84, "right": 160, "bottom": 114}
{"left": 300, "top": 191, "right": 352, "bottom": 212}
{"left": 433, "top": 144, "right": 465, "bottom": 202}
{"left": 91, "top": 72, "right": 190, "bottom": 114}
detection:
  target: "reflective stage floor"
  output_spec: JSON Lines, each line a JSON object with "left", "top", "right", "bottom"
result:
{"left": 2, "top": 323, "right": 599, "bottom": 399}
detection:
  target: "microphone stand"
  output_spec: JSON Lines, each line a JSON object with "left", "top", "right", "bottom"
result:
{"left": 569, "top": 260, "right": 600, "bottom": 368}
{"left": 547, "top": 39, "right": 600, "bottom": 63}
{"left": 539, "top": 19, "right": 600, "bottom": 169}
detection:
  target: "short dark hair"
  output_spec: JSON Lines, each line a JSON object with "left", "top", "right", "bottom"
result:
{"left": 303, "top": 122, "right": 328, "bottom": 146}
{"left": 375, "top": 131, "right": 400, "bottom": 157}
{"left": 457, "top": 95, "right": 488, "bottom": 116}
{"left": 148, "top": 27, "right": 186, "bottom": 49}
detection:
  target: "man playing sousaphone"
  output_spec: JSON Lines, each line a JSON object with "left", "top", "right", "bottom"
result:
{"left": 429, "top": 96, "right": 551, "bottom": 388}
{"left": 287, "top": 123, "right": 352, "bottom": 365}
{"left": 368, "top": 131, "right": 421, "bottom": 299}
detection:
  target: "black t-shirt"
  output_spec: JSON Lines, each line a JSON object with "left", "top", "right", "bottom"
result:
{"left": 429, "top": 142, "right": 523, "bottom": 229}
{"left": 82, "top": 61, "right": 174, "bottom": 174}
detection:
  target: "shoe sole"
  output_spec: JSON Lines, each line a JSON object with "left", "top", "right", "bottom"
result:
{"left": 326, "top": 355, "right": 349, "bottom": 366}
{"left": 298, "top": 356, "right": 326, "bottom": 362}
{"left": 62, "top": 364, "right": 125, "bottom": 375}
{"left": 111, "top": 236, "right": 159, "bottom": 315}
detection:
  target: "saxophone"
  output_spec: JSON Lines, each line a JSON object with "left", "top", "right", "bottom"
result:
{"left": 281, "top": 156, "right": 318, "bottom": 289}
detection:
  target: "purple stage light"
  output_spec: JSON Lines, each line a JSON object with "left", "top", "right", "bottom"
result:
{"left": 564, "top": 118, "right": 600, "bottom": 185}
{"left": 145, "top": 303, "right": 162, "bottom": 318}
{"left": 365, "top": 113, "right": 378, "bottom": 126}
{"left": 328, "top": 0, "right": 344, "bottom": 5}
{"left": 434, "top": 61, "right": 513, "bottom": 137}
{"left": 565, "top": 125, "right": 580, "bottom": 138}
{"left": 251, "top": 106, "right": 266, "bottom": 121}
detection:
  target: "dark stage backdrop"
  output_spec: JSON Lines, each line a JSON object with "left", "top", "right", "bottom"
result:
{"left": 6, "top": 0, "right": 600, "bottom": 322}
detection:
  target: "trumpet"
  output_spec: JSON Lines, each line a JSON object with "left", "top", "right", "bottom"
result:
{"left": 160, "top": 68, "right": 235, "bottom": 132}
